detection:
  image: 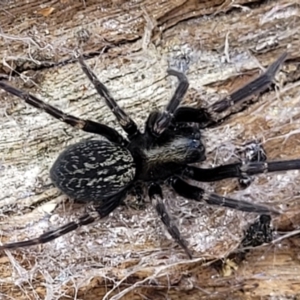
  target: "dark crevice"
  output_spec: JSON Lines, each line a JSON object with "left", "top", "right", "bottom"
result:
{"left": 158, "top": 0, "right": 270, "bottom": 35}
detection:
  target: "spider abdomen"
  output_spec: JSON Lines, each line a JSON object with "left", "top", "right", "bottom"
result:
{"left": 50, "top": 140, "right": 136, "bottom": 201}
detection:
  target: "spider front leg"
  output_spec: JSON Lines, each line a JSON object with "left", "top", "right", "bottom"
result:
{"left": 78, "top": 56, "right": 140, "bottom": 138}
{"left": 0, "top": 193, "right": 124, "bottom": 250}
{"left": 169, "top": 176, "right": 279, "bottom": 214}
{"left": 0, "top": 81, "right": 126, "bottom": 145}
{"left": 0, "top": 212, "right": 98, "bottom": 250}
{"left": 174, "top": 52, "right": 287, "bottom": 127}
{"left": 148, "top": 183, "right": 193, "bottom": 259}
{"left": 148, "top": 69, "right": 189, "bottom": 136}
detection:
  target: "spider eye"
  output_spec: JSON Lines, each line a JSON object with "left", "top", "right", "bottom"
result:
{"left": 189, "top": 139, "right": 200, "bottom": 148}
{"left": 193, "top": 132, "right": 201, "bottom": 140}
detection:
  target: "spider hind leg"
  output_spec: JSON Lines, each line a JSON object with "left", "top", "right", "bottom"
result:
{"left": 0, "top": 193, "right": 124, "bottom": 250}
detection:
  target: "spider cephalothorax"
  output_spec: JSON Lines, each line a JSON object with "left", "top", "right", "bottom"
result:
{"left": 0, "top": 52, "right": 297, "bottom": 258}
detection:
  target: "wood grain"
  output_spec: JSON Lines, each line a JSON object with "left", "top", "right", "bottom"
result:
{"left": 0, "top": 0, "right": 300, "bottom": 299}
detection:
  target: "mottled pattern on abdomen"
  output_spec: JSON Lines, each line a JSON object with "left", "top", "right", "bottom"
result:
{"left": 50, "top": 140, "right": 136, "bottom": 201}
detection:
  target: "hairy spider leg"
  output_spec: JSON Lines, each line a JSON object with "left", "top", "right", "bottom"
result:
{"left": 0, "top": 193, "right": 125, "bottom": 250}
{"left": 152, "top": 69, "right": 189, "bottom": 136}
{"left": 78, "top": 56, "right": 140, "bottom": 138}
{"left": 174, "top": 52, "right": 287, "bottom": 126}
{"left": 209, "top": 52, "right": 287, "bottom": 114}
{"left": 184, "top": 159, "right": 300, "bottom": 182}
{"left": 148, "top": 183, "right": 193, "bottom": 258}
{"left": 169, "top": 176, "right": 279, "bottom": 214}
{"left": 0, "top": 82, "right": 126, "bottom": 145}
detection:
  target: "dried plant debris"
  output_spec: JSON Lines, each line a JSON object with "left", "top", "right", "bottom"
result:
{"left": 214, "top": 214, "right": 273, "bottom": 276}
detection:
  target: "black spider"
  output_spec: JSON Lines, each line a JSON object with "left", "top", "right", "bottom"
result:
{"left": 0, "top": 52, "right": 296, "bottom": 259}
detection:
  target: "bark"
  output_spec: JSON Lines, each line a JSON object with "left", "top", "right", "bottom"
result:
{"left": 0, "top": 0, "right": 300, "bottom": 299}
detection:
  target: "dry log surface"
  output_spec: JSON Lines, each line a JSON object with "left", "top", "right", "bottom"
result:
{"left": 0, "top": 0, "right": 300, "bottom": 299}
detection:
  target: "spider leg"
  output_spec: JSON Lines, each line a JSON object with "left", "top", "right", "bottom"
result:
{"left": 0, "top": 81, "right": 126, "bottom": 145}
{"left": 0, "top": 193, "right": 124, "bottom": 250}
{"left": 78, "top": 57, "right": 140, "bottom": 138}
{"left": 173, "top": 106, "right": 210, "bottom": 127}
{"left": 150, "top": 69, "right": 189, "bottom": 136}
{"left": 148, "top": 183, "right": 193, "bottom": 259}
{"left": 209, "top": 52, "right": 287, "bottom": 115}
{"left": 184, "top": 159, "right": 300, "bottom": 182}
{"left": 174, "top": 52, "right": 287, "bottom": 127}
{"left": 169, "top": 176, "right": 279, "bottom": 214}
{"left": 235, "top": 140, "right": 267, "bottom": 188}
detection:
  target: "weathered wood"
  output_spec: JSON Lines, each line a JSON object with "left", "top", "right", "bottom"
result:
{"left": 0, "top": 0, "right": 300, "bottom": 299}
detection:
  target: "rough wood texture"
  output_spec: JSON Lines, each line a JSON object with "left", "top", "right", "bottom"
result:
{"left": 0, "top": 0, "right": 300, "bottom": 299}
